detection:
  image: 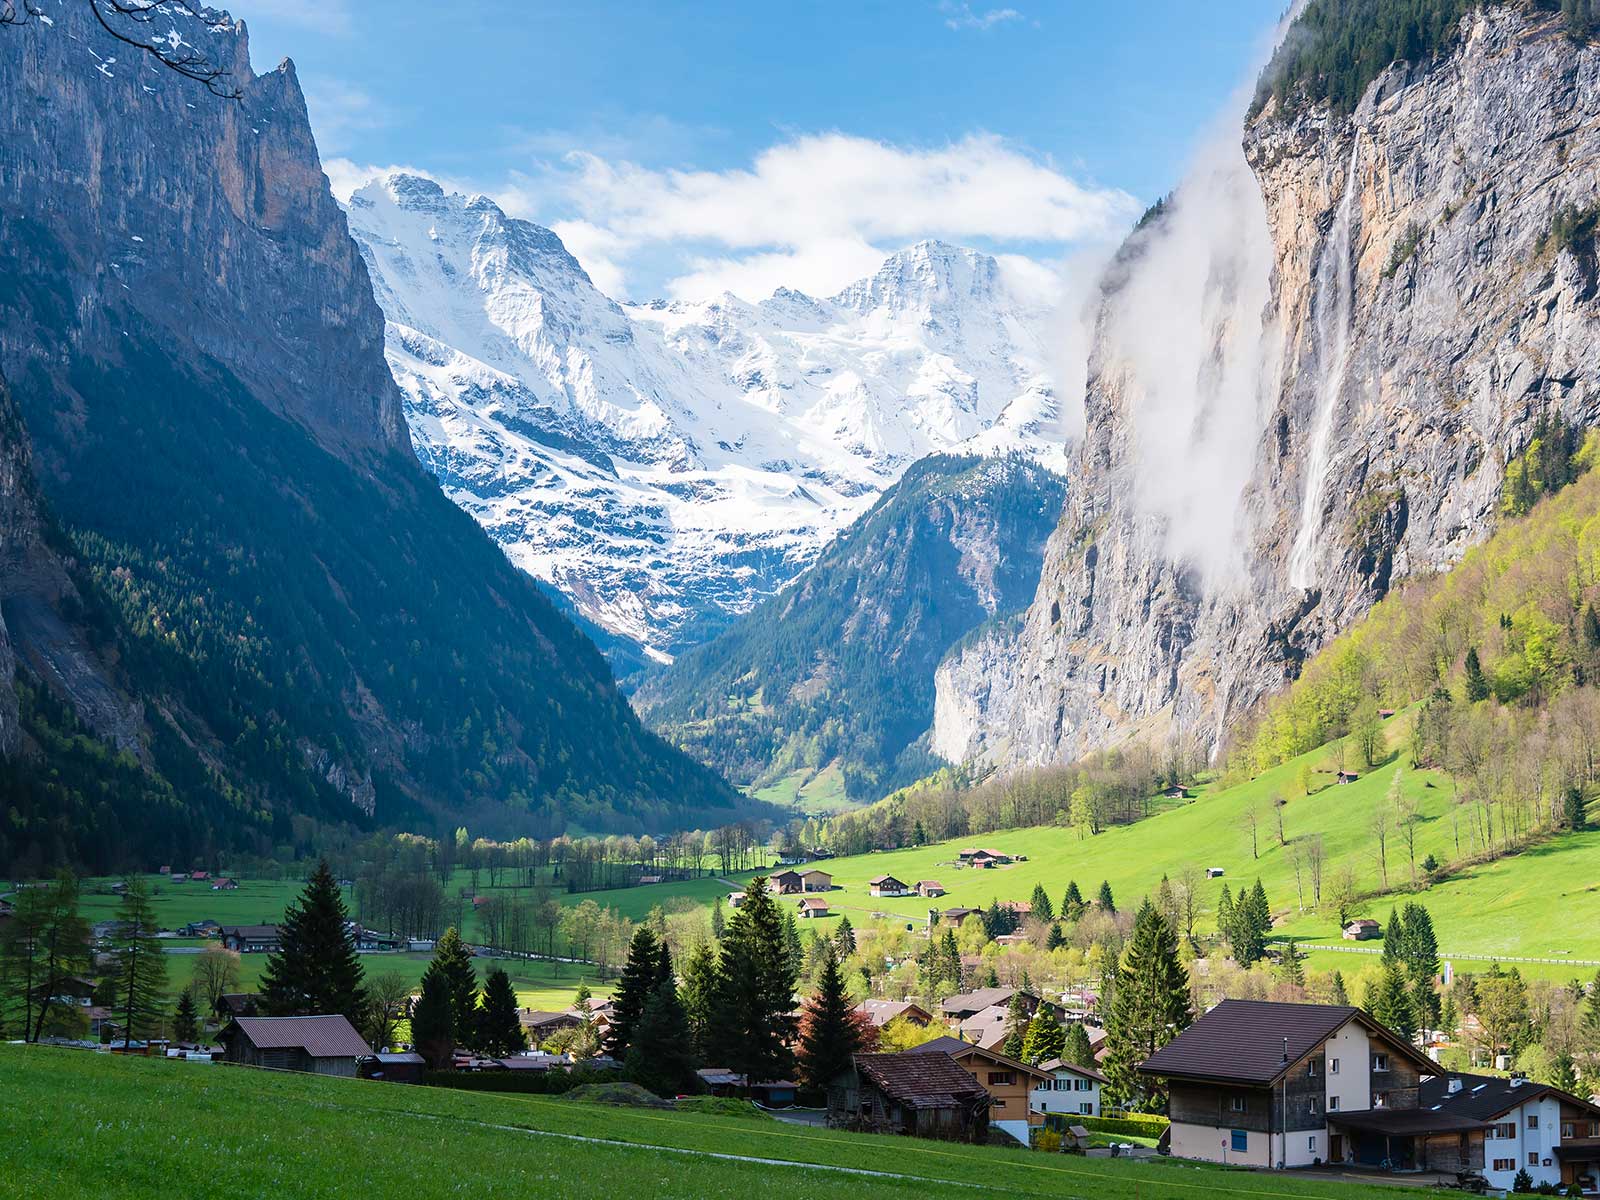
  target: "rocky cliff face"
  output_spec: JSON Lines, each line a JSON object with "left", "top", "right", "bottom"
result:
{"left": 937, "top": 7, "right": 1600, "bottom": 769}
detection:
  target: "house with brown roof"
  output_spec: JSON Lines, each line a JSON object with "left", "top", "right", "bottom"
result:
{"left": 940, "top": 987, "right": 1041, "bottom": 1022}
{"left": 915, "top": 880, "right": 946, "bottom": 897}
{"left": 797, "top": 896, "right": 830, "bottom": 918}
{"left": 1032, "top": 1058, "right": 1107, "bottom": 1119}
{"left": 828, "top": 1051, "right": 991, "bottom": 1142}
{"left": 219, "top": 1015, "right": 372, "bottom": 1077}
{"left": 1140, "top": 999, "right": 1483, "bottom": 1172}
{"left": 908, "top": 1036, "right": 1051, "bottom": 1145}
{"left": 519, "top": 1009, "right": 583, "bottom": 1041}
{"left": 867, "top": 874, "right": 911, "bottom": 897}
{"left": 771, "top": 870, "right": 806, "bottom": 895}
{"left": 1342, "top": 918, "right": 1382, "bottom": 941}
{"left": 1421, "top": 1071, "right": 1600, "bottom": 1193}
{"left": 939, "top": 906, "right": 982, "bottom": 925}
{"left": 854, "top": 999, "right": 933, "bottom": 1029}
{"left": 220, "top": 925, "right": 280, "bottom": 954}
{"left": 799, "top": 869, "right": 832, "bottom": 892}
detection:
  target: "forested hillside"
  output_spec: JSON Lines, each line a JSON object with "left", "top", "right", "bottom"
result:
{"left": 636, "top": 456, "right": 1066, "bottom": 804}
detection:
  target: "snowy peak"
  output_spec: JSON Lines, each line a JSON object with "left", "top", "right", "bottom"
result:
{"left": 832, "top": 239, "right": 1002, "bottom": 315}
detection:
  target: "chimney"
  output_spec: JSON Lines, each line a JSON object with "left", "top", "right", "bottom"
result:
{"left": 1282, "top": 1036, "right": 1290, "bottom": 1064}
{"left": 1447, "top": 1077, "right": 1462, "bottom": 1094}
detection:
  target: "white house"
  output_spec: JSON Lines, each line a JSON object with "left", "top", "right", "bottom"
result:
{"left": 1031, "top": 1058, "right": 1105, "bottom": 1118}
{"left": 1421, "top": 1072, "right": 1600, "bottom": 1193}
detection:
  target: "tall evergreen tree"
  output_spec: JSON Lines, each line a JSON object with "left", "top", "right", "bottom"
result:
{"left": 1028, "top": 884, "right": 1055, "bottom": 923}
{"left": 410, "top": 961, "right": 455, "bottom": 1069}
{"left": 1062, "top": 1019, "right": 1095, "bottom": 1069}
{"left": 1000, "top": 989, "right": 1031, "bottom": 1060}
{"left": 833, "top": 915, "right": 856, "bottom": 956}
{"left": 1277, "top": 941, "right": 1306, "bottom": 991}
{"left": 428, "top": 927, "right": 478, "bottom": 1038}
{"left": 1565, "top": 785, "right": 1589, "bottom": 832}
{"left": 24, "top": 871, "right": 90, "bottom": 1044}
{"left": 781, "top": 908, "right": 805, "bottom": 980}
{"left": 1097, "top": 880, "right": 1116, "bottom": 914}
{"left": 1061, "top": 881, "right": 1086, "bottom": 923}
{"left": 797, "top": 944, "right": 862, "bottom": 1095}
{"left": 1366, "top": 961, "right": 1417, "bottom": 1041}
{"left": 1228, "top": 880, "right": 1270, "bottom": 965}
{"left": 607, "top": 927, "right": 665, "bottom": 1059}
{"left": 1021, "top": 1009, "right": 1066, "bottom": 1064}
{"left": 173, "top": 989, "right": 200, "bottom": 1044}
{"left": 1216, "top": 884, "right": 1234, "bottom": 945}
{"left": 710, "top": 895, "right": 726, "bottom": 940}
{"left": 1102, "top": 899, "right": 1192, "bottom": 1110}
{"left": 477, "top": 968, "right": 527, "bottom": 1057}
{"left": 1329, "top": 970, "right": 1350, "bottom": 1006}
{"left": 258, "top": 862, "right": 367, "bottom": 1023}
{"left": 705, "top": 876, "right": 798, "bottom": 1086}
{"left": 108, "top": 877, "right": 168, "bottom": 1049}
{"left": 678, "top": 940, "right": 718, "bottom": 1059}
{"left": 626, "top": 980, "right": 698, "bottom": 1097}
{"left": 1380, "top": 908, "right": 1405, "bottom": 967}
{"left": 1464, "top": 647, "right": 1490, "bottom": 702}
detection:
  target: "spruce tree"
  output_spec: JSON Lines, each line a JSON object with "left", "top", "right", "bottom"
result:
{"left": 1565, "top": 785, "right": 1589, "bottom": 831}
{"left": 1063, "top": 1020, "right": 1095, "bottom": 1069}
{"left": 1329, "top": 970, "right": 1350, "bottom": 1006}
{"left": 1000, "top": 989, "right": 1031, "bottom": 1060}
{"left": 679, "top": 940, "right": 718, "bottom": 1059}
{"left": 172, "top": 988, "right": 199, "bottom": 1044}
{"left": 626, "top": 980, "right": 698, "bottom": 1097}
{"left": 1061, "top": 881, "right": 1086, "bottom": 923}
{"left": 477, "top": 968, "right": 527, "bottom": 1057}
{"left": 1381, "top": 908, "right": 1405, "bottom": 967}
{"left": 1216, "top": 884, "right": 1234, "bottom": 945}
{"left": 1400, "top": 903, "right": 1441, "bottom": 1026}
{"left": 1046, "top": 922, "right": 1066, "bottom": 950}
{"left": 797, "top": 944, "right": 862, "bottom": 1095}
{"left": 1029, "top": 884, "right": 1055, "bottom": 923}
{"left": 108, "top": 877, "right": 168, "bottom": 1048}
{"left": 1021, "top": 1009, "right": 1066, "bottom": 1064}
{"left": 607, "top": 927, "right": 664, "bottom": 1058}
{"left": 938, "top": 928, "right": 962, "bottom": 993}
{"left": 1367, "top": 961, "right": 1417, "bottom": 1041}
{"left": 705, "top": 876, "right": 798, "bottom": 1085}
{"left": 710, "top": 895, "right": 726, "bottom": 940}
{"left": 411, "top": 961, "right": 454, "bottom": 1068}
{"left": 23, "top": 871, "right": 90, "bottom": 1044}
{"left": 428, "top": 927, "right": 478, "bottom": 1038}
{"left": 1097, "top": 881, "right": 1116, "bottom": 914}
{"left": 1102, "top": 899, "right": 1192, "bottom": 1110}
{"left": 258, "top": 861, "right": 367, "bottom": 1023}
{"left": 1277, "top": 941, "right": 1306, "bottom": 991}
{"left": 983, "top": 964, "right": 1000, "bottom": 988}
{"left": 833, "top": 915, "right": 856, "bottom": 956}
{"left": 1465, "top": 647, "right": 1490, "bottom": 702}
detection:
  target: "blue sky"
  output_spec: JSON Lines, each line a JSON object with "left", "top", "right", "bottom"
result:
{"left": 235, "top": 1, "right": 1285, "bottom": 301}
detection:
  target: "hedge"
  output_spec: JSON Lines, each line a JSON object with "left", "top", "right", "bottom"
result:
{"left": 1074, "top": 1113, "right": 1170, "bottom": 1138}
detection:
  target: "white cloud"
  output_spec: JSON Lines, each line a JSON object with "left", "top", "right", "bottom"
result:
{"left": 939, "top": 3, "right": 1025, "bottom": 32}
{"left": 322, "top": 157, "right": 437, "bottom": 203}
{"left": 237, "top": 0, "right": 353, "bottom": 36}
{"left": 542, "top": 132, "right": 1137, "bottom": 301}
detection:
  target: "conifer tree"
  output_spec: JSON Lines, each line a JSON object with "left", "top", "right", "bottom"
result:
{"left": 411, "top": 961, "right": 454, "bottom": 1068}
{"left": 172, "top": 988, "right": 199, "bottom": 1044}
{"left": 21, "top": 871, "right": 89, "bottom": 1044}
{"left": 1000, "top": 989, "right": 1031, "bottom": 1060}
{"left": 797, "top": 944, "right": 862, "bottom": 1095}
{"left": 606, "top": 927, "right": 665, "bottom": 1058}
{"left": 1156, "top": 875, "right": 1178, "bottom": 929}
{"left": 833, "top": 915, "right": 856, "bottom": 956}
{"left": 1277, "top": 941, "right": 1306, "bottom": 991}
{"left": 1565, "top": 785, "right": 1589, "bottom": 832}
{"left": 938, "top": 927, "right": 962, "bottom": 993}
{"left": 108, "top": 876, "right": 169, "bottom": 1048}
{"left": 1381, "top": 908, "right": 1405, "bottom": 967}
{"left": 983, "top": 964, "right": 1000, "bottom": 988}
{"left": 1102, "top": 900, "right": 1192, "bottom": 1110}
{"left": 574, "top": 980, "right": 593, "bottom": 1012}
{"left": 1216, "top": 884, "right": 1234, "bottom": 944}
{"left": 781, "top": 907, "right": 805, "bottom": 979}
{"left": 258, "top": 862, "right": 367, "bottom": 1023}
{"left": 1021, "top": 1008, "right": 1066, "bottom": 1064}
{"left": 1029, "top": 884, "right": 1054, "bottom": 923}
{"left": 1063, "top": 1019, "right": 1095, "bottom": 1069}
{"left": 1097, "top": 880, "right": 1116, "bottom": 914}
{"left": 705, "top": 877, "right": 798, "bottom": 1086}
{"left": 710, "top": 895, "right": 726, "bottom": 940}
{"left": 1329, "top": 970, "right": 1350, "bottom": 1006}
{"left": 1367, "top": 961, "right": 1417, "bottom": 1041}
{"left": 1061, "top": 881, "right": 1086, "bottom": 923}
{"left": 625, "top": 980, "right": 697, "bottom": 1096}
{"left": 678, "top": 940, "right": 718, "bottom": 1059}
{"left": 428, "top": 927, "right": 478, "bottom": 1038}
{"left": 1046, "top": 922, "right": 1066, "bottom": 950}
{"left": 1465, "top": 647, "right": 1490, "bottom": 702}
{"left": 477, "top": 968, "right": 527, "bottom": 1057}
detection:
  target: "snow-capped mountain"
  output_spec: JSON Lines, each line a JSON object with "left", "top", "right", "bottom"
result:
{"left": 345, "top": 174, "right": 1066, "bottom": 661}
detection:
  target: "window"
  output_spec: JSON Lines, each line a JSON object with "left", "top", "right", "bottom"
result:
{"left": 1528, "top": 1152, "right": 1539, "bottom": 1166}
{"left": 987, "top": 1072, "right": 1014, "bottom": 1087}
{"left": 1230, "top": 1096, "right": 1247, "bottom": 1113}
{"left": 1590, "top": 1121, "right": 1600, "bottom": 1138}
{"left": 1309, "top": 1096, "right": 1321, "bottom": 1114}
{"left": 1527, "top": 1114, "right": 1539, "bottom": 1130}
{"left": 1562, "top": 1122, "right": 1576, "bottom": 1139}
{"left": 1329, "top": 1096, "right": 1340, "bottom": 1112}
{"left": 1374, "top": 1092, "right": 1389, "bottom": 1109}
{"left": 992, "top": 1098, "right": 1007, "bottom": 1110}
{"left": 1371, "top": 1053, "right": 1389, "bottom": 1072}
{"left": 1308, "top": 1136, "right": 1318, "bottom": 1153}
{"left": 1329, "top": 1057, "right": 1340, "bottom": 1075}
{"left": 1493, "top": 1158, "right": 1516, "bottom": 1173}
{"left": 1493, "top": 1123, "right": 1517, "bottom": 1140}
{"left": 1307, "top": 1057, "right": 1321, "bottom": 1077}
{"left": 1080, "top": 1102, "right": 1093, "bottom": 1115}
{"left": 1231, "top": 1130, "right": 1248, "bottom": 1153}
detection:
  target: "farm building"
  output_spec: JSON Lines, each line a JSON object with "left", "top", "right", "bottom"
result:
{"left": 916, "top": 880, "right": 946, "bottom": 897}
{"left": 797, "top": 896, "right": 830, "bottom": 918}
{"left": 867, "top": 874, "right": 911, "bottom": 897}
{"left": 1343, "top": 918, "right": 1382, "bottom": 941}
{"left": 854, "top": 999, "right": 933, "bottom": 1028}
{"left": 219, "top": 1015, "right": 371, "bottom": 1077}
{"left": 220, "top": 925, "right": 281, "bottom": 954}
{"left": 829, "top": 1052, "right": 990, "bottom": 1142}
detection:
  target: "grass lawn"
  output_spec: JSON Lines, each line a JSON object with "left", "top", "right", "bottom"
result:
{"left": 1, "top": 1044, "right": 1430, "bottom": 1200}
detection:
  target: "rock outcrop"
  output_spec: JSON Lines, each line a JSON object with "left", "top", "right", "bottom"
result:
{"left": 937, "top": 8, "right": 1600, "bottom": 769}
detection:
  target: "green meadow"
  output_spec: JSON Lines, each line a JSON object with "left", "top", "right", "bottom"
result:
{"left": 0, "top": 1044, "right": 1429, "bottom": 1200}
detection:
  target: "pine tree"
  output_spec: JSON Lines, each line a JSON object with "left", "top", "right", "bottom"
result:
{"left": 1097, "top": 881, "right": 1116, "bottom": 914}
{"left": 1367, "top": 961, "right": 1417, "bottom": 1041}
{"left": 1277, "top": 941, "right": 1305, "bottom": 990}
{"left": 477, "top": 968, "right": 527, "bottom": 1057}
{"left": 710, "top": 895, "right": 726, "bottom": 940}
{"left": 625, "top": 979, "right": 698, "bottom": 1096}
{"left": 108, "top": 877, "right": 168, "bottom": 1049}
{"left": 1102, "top": 900, "right": 1192, "bottom": 1110}
{"left": 1000, "top": 989, "right": 1031, "bottom": 1060}
{"left": 1155, "top": 875, "right": 1178, "bottom": 929}
{"left": 1062, "top": 1020, "right": 1095, "bottom": 1069}
{"left": 1381, "top": 908, "right": 1405, "bottom": 967}
{"left": 705, "top": 876, "right": 798, "bottom": 1086}
{"left": 1228, "top": 880, "right": 1270, "bottom": 965}
{"left": 1329, "top": 970, "right": 1350, "bottom": 1006}
{"left": 1565, "top": 785, "right": 1589, "bottom": 832}
{"left": 1020, "top": 1009, "right": 1066, "bottom": 1064}
{"left": 411, "top": 961, "right": 455, "bottom": 1069}
{"left": 833, "top": 915, "right": 856, "bottom": 956}
{"left": 172, "top": 988, "right": 199, "bottom": 1044}
{"left": 1061, "top": 881, "right": 1086, "bottom": 923}
{"left": 797, "top": 944, "right": 862, "bottom": 1095}
{"left": 1400, "top": 903, "right": 1441, "bottom": 1026}
{"left": 1029, "top": 884, "right": 1054, "bottom": 923}
{"left": 678, "top": 940, "right": 718, "bottom": 1059}
{"left": 938, "top": 928, "right": 962, "bottom": 993}
{"left": 428, "top": 928, "right": 478, "bottom": 1039}
{"left": 1465, "top": 647, "right": 1490, "bottom": 702}
{"left": 781, "top": 908, "right": 805, "bottom": 980}
{"left": 574, "top": 980, "right": 593, "bottom": 1013}
{"left": 607, "top": 927, "right": 665, "bottom": 1059}
{"left": 1584, "top": 603, "right": 1600, "bottom": 649}
{"left": 21, "top": 871, "right": 89, "bottom": 1044}
{"left": 1046, "top": 922, "right": 1066, "bottom": 950}
{"left": 258, "top": 861, "right": 367, "bottom": 1024}
{"left": 1216, "top": 884, "right": 1234, "bottom": 946}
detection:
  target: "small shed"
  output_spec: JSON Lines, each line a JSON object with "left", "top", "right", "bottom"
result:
{"left": 799, "top": 869, "right": 833, "bottom": 892}
{"left": 357, "top": 1051, "right": 426, "bottom": 1083}
{"left": 1337, "top": 770, "right": 1360, "bottom": 784}
{"left": 219, "top": 1015, "right": 371, "bottom": 1077}
{"left": 1343, "top": 918, "right": 1382, "bottom": 941}
{"left": 771, "top": 870, "right": 805, "bottom": 895}
{"left": 917, "top": 880, "right": 946, "bottom": 897}
{"left": 828, "top": 1052, "right": 991, "bottom": 1143}
{"left": 797, "top": 896, "right": 830, "bottom": 918}
{"left": 1205, "top": 867, "right": 1225, "bottom": 879}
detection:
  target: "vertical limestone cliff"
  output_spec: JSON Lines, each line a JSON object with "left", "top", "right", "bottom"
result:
{"left": 936, "top": 7, "right": 1600, "bottom": 769}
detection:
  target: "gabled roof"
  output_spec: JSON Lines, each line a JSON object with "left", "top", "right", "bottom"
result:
{"left": 855, "top": 999, "right": 931, "bottom": 1027}
{"left": 223, "top": 1015, "right": 371, "bottom": 1058}
{"left": 1421, "top": 1072, "right": 1600, "bottom": 1122}
{"left": 907, "top": 1036, "right": 1051, "bottom": 1080}
{"left": 1038, "top": 1058, "right": 1108, "bottom": 1084}
{"left": 867, "top": 874, "right": 906, "bottom": 886}
{"left": 940, "top": 986, "right": 1023, "bottom": 1015}
{"left": 1139, "top": 999, "right": 1432, "bottom": 1087}
{"left": 853, "top": 1052, "right": 989, "bottom": 1109}
{"left": 220, "top": 924, "right": 279, "bottom": 939}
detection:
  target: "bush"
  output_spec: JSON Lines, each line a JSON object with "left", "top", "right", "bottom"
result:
{"left": 671, "top": 1096, "right": 773, "bottom": 1120}
{"left": 421, "top": 1065, "right": 619, "bottom": 1096}
{"left": 1537, "top": 203, "right": 1600, "bottom": 258}
{"left": 1077, "top": 1113, "right": 1171, "bottom": 1138}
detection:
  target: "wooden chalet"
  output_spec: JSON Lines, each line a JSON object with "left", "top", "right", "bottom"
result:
{"left": 219, "top": 1015, "right": 371, "bottom": 1077}
{"left": 829, "top": 1052, "right": 990, "bottom": 1142}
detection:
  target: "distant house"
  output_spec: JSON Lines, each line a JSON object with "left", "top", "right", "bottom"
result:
{"left": 636, "top": 875, "right": 663, "bottom": 886}
{"left": 406, "top": 938, "right": 435, "bottom": 953}
{"left": 993, "top": 933, "right": 1030, "bottom": 948}
{"left": 1337, "top": 770, "right": 1359, "bottom": 785}
{"left": 916, "top": 880, "right": 946, "bottom": 898}
{"left": 771, "top": 870, "right": 805, "bottom": 895}
{"left": 190, "top": 871, "right": 210, "bottom": 882}
{"left": 799, "top": 869, "right": 832, "bottom": 892}
{"left": 727, "top": 892, "right": 746, "bottom": 908}
{"left": 220, "top": 925, "right": 280, "bottom": 954}
{"left": 797, "top": 896, "right": 830, "bottom": 919}
{"left": 219, "top": 1015, "right": 371, "bottom": 1077}
{"left": 519, "top": 1010, "right": 583, "bottom": 1040}
{"left": 169, "top": 874, "right": 189, "bottom": 883}
{"left": 854, "top": 1000, "right": 933, "bottom": 1029}
{"left": 159, "top": 865, "right": 171, "bottom": 875}
{"left": 211, "top": 878, "right": 238, "bottom": 891}
{"left": 353, "top": 928, "right": 403, "bottom": 952}
{"left": 1206, "top": 867, "right": 1226, "bottom": 879}
{"left": 829, "top": 1052, "right": 991, "bottom": 1142}
{"left": 215, "top": 993, "right": 260, "bottom": 1020}
{"left": 179, "top": 920, "right": 221, "bottom": 938}
{"left": 1032, "top": 1058, "right": 1106, "bottom": 1119}
{"left": 967, "top": 854, "right": 997, "bottom": 869}
{"left": 1421, "top": 1071, "right": 1600, "bottom": 1193}
{"left": 867, "top": 874, "right": 911, "bottom": 898}
{"left": 694, "top": 1069, "right": 794, "bottom": 1104}
{"left": 1161, "top": 785, "right": 1192, "bottom": 799}
{"left": 1342, "top": 918, "right": 1382, "bottom": 942}
{"left": 109, "top": 881, "right": 128, "bottom": 895}
{"left": 1139, "top": 998, "right": 1477, "bottom": 1171}
{"left": 908, "top": 1036, "right": 1052, "bottom": 1145}
{"left": 495, "top": 1052, "right": 571, "bottom": 1074}
{"left": 941, "top": 987, "right": 1038, "bottom": 1022}
{"left": 357, "top": 1051, "right": 426, "bottom": 1083}
{"left": 939, "top": 906, "right": 982, "bottom": 925}
{"left": 957, "top": 1004, "right": 1013, "bottom": 1049}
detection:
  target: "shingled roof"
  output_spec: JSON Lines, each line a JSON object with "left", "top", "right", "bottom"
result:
{"left": 1139, "top": 999, "right": 1430, "bottom": 1087}
{"left": 224, "top": 1015, "right": 371, "bottom": 1058}
{"left": 1421, "top": 1072, "right": 1600, "bottom": 1122}
{"left": 853, "top": 1052, "right": 990, "bottom": 1109}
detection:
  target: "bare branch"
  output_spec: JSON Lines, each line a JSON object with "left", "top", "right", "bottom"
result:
{"left": 3, "top": 1, "right": 242, "bottom": 99}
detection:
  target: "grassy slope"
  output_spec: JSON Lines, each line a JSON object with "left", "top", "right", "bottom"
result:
{"left": 2, "top": 1045, "right": 1426, "bottom": 1200}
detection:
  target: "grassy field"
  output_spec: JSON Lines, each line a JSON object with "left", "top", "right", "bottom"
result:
{"left": 1, "top": 1044, "right": 1431, "bottom": 1200}
{"left": 752, "top": 761, "right": 857, "bottom": 815}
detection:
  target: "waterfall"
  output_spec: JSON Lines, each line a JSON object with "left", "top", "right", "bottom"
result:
{"left": 1287, "top": 134, "right": 1362, "bottom": 591}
